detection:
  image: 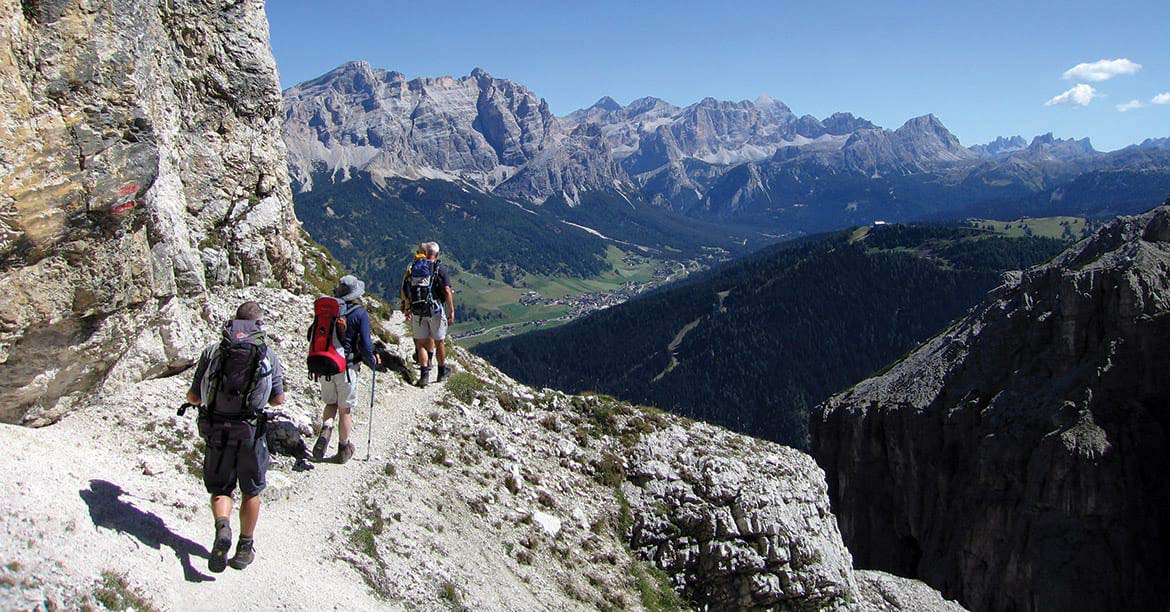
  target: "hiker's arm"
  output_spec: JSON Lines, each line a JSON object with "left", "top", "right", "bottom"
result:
{"left": 358, "top": 311, "right": 377, "bottom": 368}
{"left": 445, "top": 284, "right": 455, "bottom": 322}
{"left": 268, "top": 353, "right": 286, "bottom": 405}
{"left": 186, "top": 349, "right": 210, "bottom": 404}
{"left": 400, "top": 273, "right": 411, "bottom": 319}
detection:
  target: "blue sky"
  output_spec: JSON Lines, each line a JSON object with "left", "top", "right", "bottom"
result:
{"left": 267, "top": 0, "right": 1169, "bottom": 151}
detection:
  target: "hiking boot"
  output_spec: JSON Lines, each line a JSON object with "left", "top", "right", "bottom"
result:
{"left": 417, "top": 367, "right": 431, "bottom": 388}
{"left": 209, "top": 519, "right": 231, "bottom": 573}
{"left": 228, "top": 536, "right": 255, "bottom": 570}
{"left": 437, "top": 365, "right": 451, "bottom": 383}
{"left": 312, "top": 423, "right": 333, "bottom": 460}
{"left": 337, "top": 440, "right": 355, "bottom": 464}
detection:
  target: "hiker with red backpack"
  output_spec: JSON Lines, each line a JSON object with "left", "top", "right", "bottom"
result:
{"left": 310, "top": 275, "right": 380, "bottom": 464}
{"left": 185, "top": 301, "right": 285, "bottom": 573}
{"left": 401, "top": 242, "right": 455, "bottom": 387}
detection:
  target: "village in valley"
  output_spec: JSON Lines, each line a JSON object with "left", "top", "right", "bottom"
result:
{"left": 452, "top": 256, "right": 697, "bottom": 343}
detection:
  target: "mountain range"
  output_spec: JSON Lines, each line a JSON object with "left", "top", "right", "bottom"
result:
{"left": 285, "top": 62, "right": 1170, "bottom": 242}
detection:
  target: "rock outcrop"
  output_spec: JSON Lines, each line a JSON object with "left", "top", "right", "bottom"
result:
{"left": 811, "top": 203, "right": 1170, "bottom": 611}
{"left": 625, "top": 424, "right": 857, "bottom": 609}
{"left": 0, "top": 0, "right": 303, "bottom": 425}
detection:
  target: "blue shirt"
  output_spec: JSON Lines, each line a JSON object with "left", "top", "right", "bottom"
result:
{"left": 342, "top": 304, "right": 376, "bottom": 369}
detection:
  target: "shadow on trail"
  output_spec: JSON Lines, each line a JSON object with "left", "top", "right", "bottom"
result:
{"left": 79, "top": 479, "right": 213, "bottom": 583}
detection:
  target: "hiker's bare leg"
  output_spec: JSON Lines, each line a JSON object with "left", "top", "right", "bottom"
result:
{"left": 339, "top": 407, "right": 353, "bottom": 444}
{"left": 211, "top": 495, "right": 233, "bottom": 520}
{"left": 435, "top": 340, "right": 446, "bottom": 367}
{"left": 239, "top": 495, "right": 260, "bottom": 537}
{"left": 414, "top": 338, "right": 429, "bottom": 368}
{"left": 321, "top": 403, "right": 337, "bottom": 428}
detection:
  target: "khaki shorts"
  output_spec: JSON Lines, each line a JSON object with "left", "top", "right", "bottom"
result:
{"left": 413, "top": 311, "right": 448, "bottom": 341}
{"left": 320, "top": 368, "right": 358, "bottom": 411}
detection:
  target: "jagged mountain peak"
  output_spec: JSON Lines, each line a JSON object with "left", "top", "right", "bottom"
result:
{"left": 896, "top": 113, "right": 947, "bottom": 134}
{"left": 283, "top": 62, "right": 576, "bottom": 196}
{"left": 822, "top": 111, "right": 878, "bottom": 134}
{"left": 1140, "top": 136, "right": 1170, "bottom": 150}
{"left": 590, "top": 95, "right": 622, "bottom": 111}
{"left": 971, "top": 135, "right": 1028, "bottom": 157}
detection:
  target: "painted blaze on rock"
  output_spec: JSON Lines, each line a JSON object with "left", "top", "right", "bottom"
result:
{"left": 0, "top": 0, "right": 302, "bottom": 425}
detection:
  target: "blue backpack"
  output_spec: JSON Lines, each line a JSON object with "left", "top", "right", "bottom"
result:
{"left": 408, "top": 259, "right": 442, "bottom": 317}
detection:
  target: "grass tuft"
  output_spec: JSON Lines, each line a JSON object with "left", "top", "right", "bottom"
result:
{"left": 630, "top": 561, "right": 685, "bottom": 612}
{"left": 93, "top": 571, "right": 157, "bottom": 612}
{"left": 444, "top": 372, "right": 486, "bottom": 404}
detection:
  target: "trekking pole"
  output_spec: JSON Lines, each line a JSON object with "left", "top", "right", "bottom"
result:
{"left": 365, "top": 368, "right": 376, "bottom": 461}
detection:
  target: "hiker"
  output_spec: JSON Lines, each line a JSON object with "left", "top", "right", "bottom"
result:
{"left": 401, "top": 241, "right": 455, "bottom": 387}
{"left": 185, "top": 301, "right": 284, "bottom": 573}
{"left": 312, "top": 274, "right": 379, "bottom": 463}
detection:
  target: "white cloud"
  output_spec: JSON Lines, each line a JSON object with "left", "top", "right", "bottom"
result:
{"left": 1153, "top": 92, "right": 1170, "bottom": 105}
{"left": 1045, "top": 84, "right": 1099, "bottom": 107}
{"left": 1116, "top": 100, "right": 1144, "bottom": 112}
{"left": 1062, "top": 58, "right": 1142, "bottom": 82}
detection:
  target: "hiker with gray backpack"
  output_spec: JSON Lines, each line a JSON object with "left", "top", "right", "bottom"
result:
{"left": 400, "top": 242, "right": 455, "bottom": 387}
{"left": 184, "top": 301, "right": 285, "bottom": 573}
{"left": 309, "top": 274, "right": 380, "bottom": 464}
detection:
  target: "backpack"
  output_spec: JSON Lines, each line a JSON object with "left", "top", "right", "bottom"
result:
{"left": 307, "top": 296, "right": 350, "bottom": 377}
{"left": 200, "top": 321, "right": 273, "bottom": 421}
{"left": 408, "top": 259, "right": 443, "bottom": 318}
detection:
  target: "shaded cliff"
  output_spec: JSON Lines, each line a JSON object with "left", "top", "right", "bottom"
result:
{"left": 811, "top": 202, "right": 1170, "bottom": 611}
{"left": 0, "top": 0, "right": 303, "bottom": 425}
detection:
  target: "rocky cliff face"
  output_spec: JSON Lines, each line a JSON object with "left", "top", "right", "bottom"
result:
{"left": 0, "top": 0, "right": 303, "bottom": 425}
{"left": 811, "top": 203, "right": 1170, "bottom": 611}
{"left": 282, "top": 62, "right": 629, "bottom": 203}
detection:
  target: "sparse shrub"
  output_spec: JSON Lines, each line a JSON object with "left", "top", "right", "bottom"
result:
{"left": 630, "top": 562, "right": 684, "bottom": 612}
{"left": 349, "top": 502, "right": 385, "bottom": 561}
{"left": 445, "top": 372, "right": 485, "bottom": 404}
{"left": 93, "top": 571, "right": 157, "bottom": 612}
{"left": 431, "top": 446, "right": 448, "bottom": 466}
{"left": 383, "top": 462, "right": 396, "bottom": 477}
{"left": 439, "top": 580, "right": 469, "bottom": 610}
{"left": 496, "top": 392, "right": 520, "bottom": 412}
{"left": 595, "top": 451, "right": 624, "bottom": 487}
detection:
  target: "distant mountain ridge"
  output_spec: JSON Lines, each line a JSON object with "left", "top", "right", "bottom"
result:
{"left": 284, "top": 62, "right": 1170, "bottom": 236}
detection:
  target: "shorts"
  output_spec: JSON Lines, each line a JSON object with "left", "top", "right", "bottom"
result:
{"left": 199, "top": 419, "right": 269, "bottom": 497}
{"left": 413, "top": 311, "right": 448, "bottom": 341}
{"left": 320, "top": 367, "right": 358, "bottom": 410}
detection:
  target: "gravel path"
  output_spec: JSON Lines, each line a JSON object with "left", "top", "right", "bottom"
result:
{"left": 0, "top": 291, "right": 454, "bottom": 610}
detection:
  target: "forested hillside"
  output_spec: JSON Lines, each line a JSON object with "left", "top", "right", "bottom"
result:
{"left": 476, "top": 224, "right": 1069, "bottom": 448}
{"left": 294, "top": 170, "right": 759, "bottom": 298}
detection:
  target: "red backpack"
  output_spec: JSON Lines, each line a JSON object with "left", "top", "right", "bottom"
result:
{"left": 307, "top": 297, "right": 349, "bottom": 377}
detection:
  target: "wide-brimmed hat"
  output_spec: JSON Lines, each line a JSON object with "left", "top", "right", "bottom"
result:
{"left": 333, "top": 275, "right": 365, "bottom": 301}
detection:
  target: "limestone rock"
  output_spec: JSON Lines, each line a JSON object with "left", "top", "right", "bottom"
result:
{"left": 0, "top": 0, "right": 304, "bottom": 424}
{"left": 532, "top": 511, "right": 562, "bottom": 538}
{"left": 282, "top": 62, "right": 629, "bottom": 203}
{"left": 811, "top": 203, "right": 1170, "bottom": 611}
{"left": 626, "top": 422, "right": 859, "bottom": 610}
